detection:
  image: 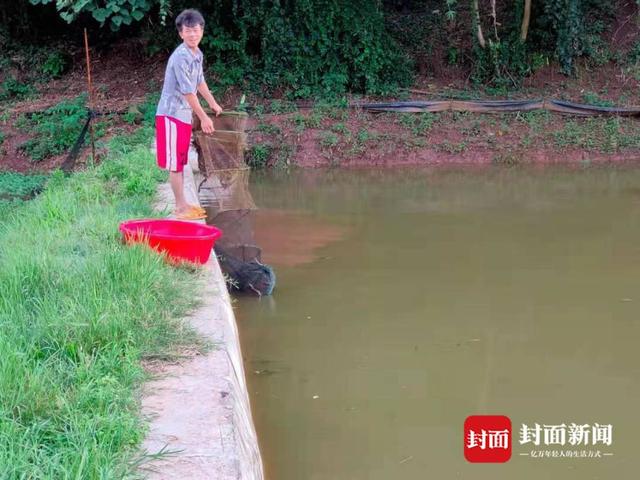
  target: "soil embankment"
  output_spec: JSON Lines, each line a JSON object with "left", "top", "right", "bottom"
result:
{"left": 1, "top": 47, "right": 640, "bottom": 172}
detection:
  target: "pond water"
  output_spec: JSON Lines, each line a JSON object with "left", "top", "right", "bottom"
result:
{"left": 233, "top": 166, "right": 640, "bottom": 480}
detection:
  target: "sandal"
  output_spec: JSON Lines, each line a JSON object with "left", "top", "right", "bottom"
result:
{"left": 188, "top": 204, "right": 206, "bottom": 214}
{"left": 175, "top": 209, "right": 207, "bottom": 220}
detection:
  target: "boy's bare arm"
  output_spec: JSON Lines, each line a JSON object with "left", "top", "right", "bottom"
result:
{"left": 197, "top": 82, "right": 223, "bottom": 116}
{"left": 183, "top": 93, "right": 214, "bottom": 133}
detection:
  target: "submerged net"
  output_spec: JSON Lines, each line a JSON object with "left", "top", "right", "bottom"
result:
{"left": 193, "top": 111, "right": 275, "bottom": 296}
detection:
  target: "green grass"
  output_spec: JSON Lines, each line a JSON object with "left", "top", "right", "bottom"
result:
{"left": 123, "top": 93, "right": 161, "bottom": 126}
{"left": 581, "top": 91, "right": 615, "bottom": 108}
{"left": 0, "top": 76, "right": 37, "bottom": 103}
{"left": 319, "top": 131, "right": 339, "bottom": 149}
{"left": 439, "top": 87, "right": 479, "bottom": 100}
{"left": 269, "top": 99, "right": 297, "bottom": 115}
{"left": 246, "top": 143, "right": 274, "bottom": 168}
{"left": 255, "top": 122, "right": 282, "bottom": 136}
{"left": 300, "top": 110, "right": 324, "bottom": 129}
{"left": 356, "top": 128, "right": 375, "bottom": 144}
{"left": 273, "top": 143, "right": 296, "bottom": 169}
{"left": 553, "top": 117, "right": 640, "bottom": 153}
{"left": 0, "top": 172, "right": 49, "bottom": 220}
{"left": 0, "top": 127, "right": 206, "bottom": 478}
{"left": 289, "top": 113, "right": 307, "bottom": 133}
{"left": 436, "top": 140, "right": 468, "bottom": 154}
{"left": 0, "top": 172, "right": 48, "bottom": 198}
{"left": 398, "top": 112, "right": 436, "bottom": 136}
{"left": 313, "top": 98, "right": 349, "bottom": 121}
{"left": 520, "top": 110, "right": 552, "bottom": 134}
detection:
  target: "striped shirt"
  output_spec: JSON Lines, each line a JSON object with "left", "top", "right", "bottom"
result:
{"left": 156, "top": 43, "right": 204, "bottom": 124}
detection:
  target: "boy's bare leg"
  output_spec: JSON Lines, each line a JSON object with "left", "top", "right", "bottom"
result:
{"left": 169, "top": 171, "right": 189, "bottom": 213}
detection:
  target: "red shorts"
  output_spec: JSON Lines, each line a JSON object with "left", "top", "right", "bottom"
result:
{"left": 155, "top": 115, "right": 192, "bottom": 173}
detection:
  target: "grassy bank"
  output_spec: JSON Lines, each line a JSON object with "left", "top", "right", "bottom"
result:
{"left": 0, "top": 127, "right": 204, "bottom": 478}
{"left": 0, "top": 172, "right": 48, "bottom": 219}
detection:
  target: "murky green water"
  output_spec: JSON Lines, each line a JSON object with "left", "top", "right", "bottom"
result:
{"left": 234, "top": 166, "right": 640, "bottom": 480}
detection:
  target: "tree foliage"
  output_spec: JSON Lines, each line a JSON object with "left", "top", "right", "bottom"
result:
{"left": 209, "top": 0, "right": 413, "bottom": 96}
{"left": 5, "top": 0, "right": 637, "bottom": 93}
{"left": 389, "top": 0, "right": 622, "bottom": 86}
{"left": 28, "top": 0, "right": 155, "bottom": 30}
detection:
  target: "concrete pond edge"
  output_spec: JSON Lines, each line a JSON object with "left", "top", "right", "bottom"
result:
{"left": 140, "top": 144, "right": 264, "bottom": 479}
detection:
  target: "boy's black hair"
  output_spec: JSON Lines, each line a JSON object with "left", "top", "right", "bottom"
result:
{"left": 175, "top": 9, "right": 205, "bottom": 31}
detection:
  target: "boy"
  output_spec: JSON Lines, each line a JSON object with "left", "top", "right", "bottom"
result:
{"left": 156, "top": 8, "right": 222, "bottom": 220}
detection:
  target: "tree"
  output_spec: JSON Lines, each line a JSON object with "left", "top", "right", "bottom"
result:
{"left": 29, "top": 0, "right": 156, "bottom": 30}
{"left": 521, "top": 0, "right": 532, "bottom": 41}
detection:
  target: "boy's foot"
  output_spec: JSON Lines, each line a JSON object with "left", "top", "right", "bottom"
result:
{"left": 175, "top": 209, "right": 206, "bottom": 220}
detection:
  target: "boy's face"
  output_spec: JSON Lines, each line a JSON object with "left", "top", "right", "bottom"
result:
{"left": 179, "top": 24, "right": 203, "bottom": 50}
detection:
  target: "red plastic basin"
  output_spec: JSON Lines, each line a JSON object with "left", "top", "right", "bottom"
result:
{"left": 119, "top": 219, "right": 222, "bottom": 264}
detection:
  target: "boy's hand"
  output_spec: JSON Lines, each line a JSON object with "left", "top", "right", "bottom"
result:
{"left": 201, "top": 115, "right": 215, "bottom": 134}
{"left": 211, "top": 102, "right": 223, "bottom": 117}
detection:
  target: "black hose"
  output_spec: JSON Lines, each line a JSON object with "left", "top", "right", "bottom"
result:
{"left": 60, "top": 109, "right": 94, "bottom": 175}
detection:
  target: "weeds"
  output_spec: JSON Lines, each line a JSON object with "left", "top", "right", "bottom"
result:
{"left": 0, "top": 172, "right": 47, "bottom": 199}
{"left": 0, "top": 76, "right": 36, "bottom": 102}
{"left": 451, "top": 111, "right": 471, "bottom": 123}
{"left": 246, "top": 143, "right": 274, "bottom": 168}
{"left": 330, "top": 122, "right": 349, "bottom": 134}
{"left": 305, "top": 111, "right": 324, "bottom": 129}
{"left": 460, "top": 119, "right": 482, "bottom": 137}
{"left": 274, "top": 143, "right": 296, "bottom": 168}
{"left": 436, "top": 141, "right": 467, "bottom": 154}
{"left": 552, "top": 117, "right": 640, "bottom": 153}
{"left": 357, "top": 128, "right": 375, "bottom": 144}
{"left": 441, "top": 88, "right": 479, "bottom": 100}
{"left": 41, "top": 50, "right": 71, "bottom": 78}
{"left": 521, "top": 110, "right": 552, "bottom": 134}
{"left": 289, "top": 113, "right": 307, "bottom": 133}
{"left": 251, "top": 104, "right": 265, "bottom": 120}
{"left": 247, "top": 109, "right": 298, "bottom": 169}
{"left": 492, "top": 150, "right": 522, "bottom": 165}
{"left": 406, "top": 136, "right": 427, "bottom": 148}
{"left": 269, "top": 99, "right": 297, "bottom": 115}
{"left": 255, "top": 122, "right": 282, "bottom": 136}
{"left": 0, "top": 172, "right": 48, "bottom": 219}
{"left": 122, "top": 93, "right": 160, "bottom": 127}
{"left": 399, "top": 112, "right": 436, "bottom": 135}
{"left": 248, "top": 112, "right": 299, "bottom": 169}
{"left": 581, "top": 91, "right": 615, "bottom": 107}
{"left": 346, "top": 127, "right": 378, "bottom": 155}
{"left": 0, "top": 127, "right": 204, "bottom": 478}
{"left": 17, "top": 95, "right": 107, "bottom": 162}
{"left": 313, "top": 98, "right": 349, "bottom": 121}
{"left": 319, "top": 131, "right": 340, "bottom": 149}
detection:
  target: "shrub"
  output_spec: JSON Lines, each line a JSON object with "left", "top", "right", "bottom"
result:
{"left": 0, "top": 76, "right": 35, "bottom": 102}
{"left": 17, "top": 95, "right": 106, "bottom": 162}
